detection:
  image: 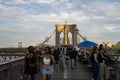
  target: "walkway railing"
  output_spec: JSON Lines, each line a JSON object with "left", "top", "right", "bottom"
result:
{"left": 0, "top": 57, "right": 24, "bottom": 80}
{"left": 108, "top": 55, "right": 120, "bottom": 80}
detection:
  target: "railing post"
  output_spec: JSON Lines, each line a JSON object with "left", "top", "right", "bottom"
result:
{"left": 117, "top": 63, "right": 120, "bottom": 80}
{"left": 7, "top": 63, "right": 12, "bottom": 80}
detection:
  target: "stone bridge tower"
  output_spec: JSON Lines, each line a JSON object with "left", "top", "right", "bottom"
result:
{"left": 55, "top": 24, "right": 79, "bottom": 47}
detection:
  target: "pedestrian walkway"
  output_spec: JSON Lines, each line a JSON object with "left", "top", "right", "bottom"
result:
{"left": 35, "top": 61, "right": 92, "bottom": 80}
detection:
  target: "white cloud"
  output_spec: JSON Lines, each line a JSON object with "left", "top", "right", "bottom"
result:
{"left": 104, "top": 26, "right": 115, "bottom": 32}
{"left": 65, "top": 3, "right": 73, "bottom": 8}
{"left": 81, "top": 4, "right": 88, "bottom": 9}
{"left": 4, "top": 0, "right": 32, "bottom": 5}
{"left": 0, "top": 28, "right": 17, "bottom": 33}
{"left": 93, "top": 16, "right": 106, "bottom": 20}
{"left": 35, "top": 0, "right": 55, "bottom": 4}
{"left": 112, "top": 27, "right": 120, "bottom": 32}
{"left": 14, "top": 36, "right": 24, "bottom": 39}
{"left": 25, "top": 12, "right": 90, "bottom": 23}
{"left": 105, "top": 2, "right": 120, "bottom": 16}
{"left": 104, "top": 26, "right": 120, "bottom": 32}
{"left": 0, "top": 4, "right": 8, "bottom": 10}
{"left": 91, "top": 2, "right": 120, "bottom": 16}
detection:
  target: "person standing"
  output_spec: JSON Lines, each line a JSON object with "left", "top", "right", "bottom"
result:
{"left": 90, "top": 46, "right": 99, "bottom": 80}
{"left": 22, "top": 46, "right": 38, "bottom": 80}
{"left": 69, "top": 47, "right": 76, "bottom": 70}
{"left": 98, "top": 44, "right": 110, "bottom": 80}
{"left": 41, "top": 47, "right": 56, "bottom": 80}
{"left": 35, "top": 47, "right": 42, "bottom": 75}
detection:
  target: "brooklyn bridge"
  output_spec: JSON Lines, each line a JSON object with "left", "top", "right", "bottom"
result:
{"left": 0, "top": 24, "right": 120, "bottom": 80}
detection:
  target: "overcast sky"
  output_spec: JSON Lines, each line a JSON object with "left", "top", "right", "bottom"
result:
{"left": 0, "top": 0, "right": 120, "bottom": 48}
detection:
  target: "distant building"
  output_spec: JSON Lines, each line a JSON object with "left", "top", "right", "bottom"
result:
{"left": 18, "top": 42, "right": 22, "bottom": 48}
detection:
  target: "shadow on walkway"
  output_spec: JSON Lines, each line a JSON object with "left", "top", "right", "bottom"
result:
{"left": 35, "top": 61, "right": 92, "bottom": 80}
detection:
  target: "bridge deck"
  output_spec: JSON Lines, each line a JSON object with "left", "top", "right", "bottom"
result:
{"left": 35, "top": 62, "right": 92, "bottom": 80}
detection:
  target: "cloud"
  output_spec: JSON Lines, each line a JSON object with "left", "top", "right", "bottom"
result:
{"left": 81, "top": 4, "right": 88, "bottom": 9}
{"left": 115, "top": 17, "right": 120, "bottom": 20}
{"left": 93, "top": 16, "right": 106, "bottom": 20}
{"left": 0, "top": 28, "right": 17, "bottom": 33}
{"left": 0, "top": 4, "right": 8, "bottom": 10}
{"left": 35, "top": 0, "right": 55, "bottom": 4}
{"left": 112, "top": 27, "right": 120, "bottom": 32}
{"left": 104, "top": 2, "right": 120, "bottom": 16}
{"left": 25, "top": 12, "right": 90, "bottom": 23}
{"left": 14, "top": 36, "right": 24, "bottom": 39}
{"left": 4, "top": 0, "right": 32, "bottom": 5}
{"left": 4, "top": 0, "right": 58, "bottom": 6}
{"left": 0, "top": 0, "right": 119, "bottom": 47}
{"left": 91, "top": 1, "right": 120, "bottom": 16}
{"left": 104, "top": 26, "right": 120, "bottom": 32}
{"left": 104, "top": 26, "right": 115, "bottom": 32}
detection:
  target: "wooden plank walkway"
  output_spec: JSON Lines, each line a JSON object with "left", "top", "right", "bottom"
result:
{"left": 35, "top": 61, "right": 92, "bottom": 80}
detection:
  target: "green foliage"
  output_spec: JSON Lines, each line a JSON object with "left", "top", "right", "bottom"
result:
{"left": 115, "top": 41, "right": 120, "bottom": 48}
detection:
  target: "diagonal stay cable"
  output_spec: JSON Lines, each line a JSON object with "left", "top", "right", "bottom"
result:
{"left": 78, "top": 32, "right": 86, "bottom": 41}
{"left": 41, "top": 29, "right": 56, "bottom": 45}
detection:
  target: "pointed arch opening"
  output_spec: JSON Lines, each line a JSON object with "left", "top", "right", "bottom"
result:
{"left": 68, "top": 32, "right": 72, "bottom": 45}
{"left": 60, "top": 32, "right": 64, "bottom": 45}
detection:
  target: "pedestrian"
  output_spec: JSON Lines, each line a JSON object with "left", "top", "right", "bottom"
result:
{"left": 53, "top": 47, "right": 60, "bottom": 64}
{"left": 69, "top": 47, "right": 76, "bottom": 70}
{"left": 41, "top": 47, "right": 56, "bottom": 80}
{"left": 98, "top": 44, "right": 110, "bottom": 80}
{"left": 90, "top": 46, "right": 99, "bottom": 80}
{"left": 35, "top": 47, "right": 42, "bottom": 76}
{"left": 22, "top": 46, "right": 38, "bottom": 80}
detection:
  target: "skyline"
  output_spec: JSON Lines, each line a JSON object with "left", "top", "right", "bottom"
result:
{"left": 0, "top": 0, "right": 120, "bottom": 48}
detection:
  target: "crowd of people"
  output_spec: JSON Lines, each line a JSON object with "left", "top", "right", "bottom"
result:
{"left": 20, "top": 44, "right": 111, "bottom": 80}
{"left": 20, "top": 45, "right": 82, "bottom": 80}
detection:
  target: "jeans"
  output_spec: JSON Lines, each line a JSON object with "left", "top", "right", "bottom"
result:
{"left": 69, "top": 59, "right": 75, "bottom": 69}
{"left": 92, "top": 62, "right": 99, "bottom": 80}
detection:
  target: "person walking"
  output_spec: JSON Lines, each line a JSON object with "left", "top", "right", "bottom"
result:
{"left": 69, "top": 47, "right": 76, "bottom": 70}
{"left": 41, "top": 47, "right": 56, "bottom": 80}
{"left": 53, "top": 47, "right": 60, "bottom": 64}
{"left": 90, "top": 46, "right": 99, "bottom": 80}
{"left": 22, "top": 46, "right": 38, "bottom": 80}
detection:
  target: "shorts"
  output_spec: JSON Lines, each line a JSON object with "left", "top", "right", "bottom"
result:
{"left": 42, "top": 65, "right": 54, "bottom": 75}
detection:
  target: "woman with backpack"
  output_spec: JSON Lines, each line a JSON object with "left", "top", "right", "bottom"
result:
{"left": 41, "top": 47, "right": 56, "bottom": 80}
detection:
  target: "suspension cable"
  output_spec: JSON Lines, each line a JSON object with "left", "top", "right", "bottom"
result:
{"left": 41, "top": 29, "right": 56, "bottom": 45}
{"left": 78, "top": 32, "right": 86, "bottom": 41}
